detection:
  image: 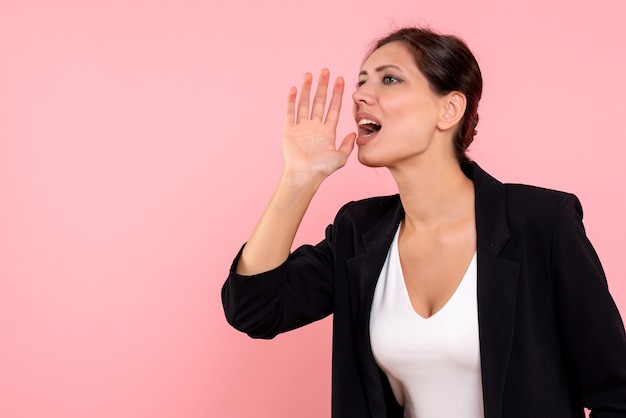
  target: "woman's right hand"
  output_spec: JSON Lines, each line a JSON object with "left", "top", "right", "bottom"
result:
{"left": 235, "top": 70, "right": 355, "bottom": 275}
{"left": 282, "top": 69, "right": 356, "bottom": 186}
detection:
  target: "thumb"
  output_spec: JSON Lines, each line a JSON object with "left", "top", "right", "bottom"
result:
{"left": 337, "top": 132, "right": 356, "bottom": 161}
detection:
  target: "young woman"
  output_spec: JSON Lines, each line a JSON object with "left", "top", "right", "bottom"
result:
{"left": 222, "top": 27, "right": 626, "bottom": 418}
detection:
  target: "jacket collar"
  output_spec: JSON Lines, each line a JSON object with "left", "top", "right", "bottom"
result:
{"left": 348, "top": 162, "right": 520, "bottom": 418}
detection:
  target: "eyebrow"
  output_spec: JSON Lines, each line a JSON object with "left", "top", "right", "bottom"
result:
{"left": 359, "top": 64, "right": 402, "bottom": 77}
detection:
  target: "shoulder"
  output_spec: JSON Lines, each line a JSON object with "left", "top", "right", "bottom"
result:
{"left": 504, "top": 183, "right": 580, "bottom": 212}
{"left": 504, "top": 183, "right": 573, "bottom": 206}
{"left": 340, "top": 194, "right": 400, "bottom": 215}
{"left": 471, "top": 162, "right": 584, "bottom": 233}
{"left": 472, "top": 162, "right": 581, "bottom": 221}
{"left": 501, "top": 183, "right": 583, "bottom": 230}
{"left": 329, "top": 194, "right": 402, "bottom": 235}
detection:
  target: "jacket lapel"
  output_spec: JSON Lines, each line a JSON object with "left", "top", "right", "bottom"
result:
{"left": 345, "top": 197, "right": 404, "bottom": 417}
{"left": 354, "top": 201, "right": 404, "bottom": 312}
{"left": 472, "top": 164, "right": 520, "bottom": 418}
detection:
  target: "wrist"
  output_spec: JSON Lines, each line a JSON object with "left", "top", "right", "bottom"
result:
{"left": 279, "top": 170, "right": 325, "bottom": 192}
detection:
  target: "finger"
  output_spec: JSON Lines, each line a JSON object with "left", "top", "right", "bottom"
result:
{"left": 284, "top": 86, "right": 297, "bottom": 126}
{"left": 297, "top": 73, "right": 313, "bottom": 122}
{"left": 310, "top": 68, "right": 330, "bottom": 121}
{"left": 324, "top": 76, "right": 345, "bottom": 126}
{"left": 337, "top": 132, "right": 356, "bottom": 161}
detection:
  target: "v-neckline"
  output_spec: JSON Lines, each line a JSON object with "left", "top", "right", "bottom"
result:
{"left": 391, "top": 228, "right": 477, "bottom": 320}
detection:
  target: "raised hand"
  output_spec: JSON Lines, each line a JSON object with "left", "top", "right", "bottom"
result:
{"left": 282, "top": 69, "right": 356, "bottom": 185}
{"left": 236, "top": 69, "right": 355, "bottom": 275}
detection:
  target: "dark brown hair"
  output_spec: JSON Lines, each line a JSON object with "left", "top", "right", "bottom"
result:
{"left": 372, "top": 27, "right": 483, "bottom": 163}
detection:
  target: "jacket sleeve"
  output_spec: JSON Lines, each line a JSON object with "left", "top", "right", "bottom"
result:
{"left": 221, "top": 204, "right": 350, "bottom": 339}
{"left": 551, "top": 194, "right": 626, "bottom": 417}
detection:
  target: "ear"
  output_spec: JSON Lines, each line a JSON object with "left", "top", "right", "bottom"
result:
{"left": 437, "top": 92, "right": 467, "bottom": 132}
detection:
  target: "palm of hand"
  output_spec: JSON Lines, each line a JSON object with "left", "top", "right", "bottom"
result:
{"left": 282, "top": 69, "right": 356, "bottom": 181}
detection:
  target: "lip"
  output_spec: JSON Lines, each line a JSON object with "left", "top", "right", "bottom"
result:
{"left": 354, "top": 111, "right": 381, "bottom": 146}
{"left": 354, "top": 112, "right": 381, "bottom": 126}
{"left": 356, "top": 130, "right": 379, "bottom": 146}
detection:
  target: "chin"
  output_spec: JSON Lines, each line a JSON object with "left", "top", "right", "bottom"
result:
{"left": 357, "top": 149, "right": 387, "bottom": 168}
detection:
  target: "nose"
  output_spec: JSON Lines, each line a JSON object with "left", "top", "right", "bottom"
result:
{"left": 352, "top": 83, "right": 374, "bottom": 107}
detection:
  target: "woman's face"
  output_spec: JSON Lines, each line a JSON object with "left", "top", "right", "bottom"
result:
{"left": 353, "top": 41, "right": 448, "bottom": 169}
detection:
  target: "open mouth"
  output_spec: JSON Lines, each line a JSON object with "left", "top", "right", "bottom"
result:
{"left": 357, "top": 119, "right": 382, "bottom": 137}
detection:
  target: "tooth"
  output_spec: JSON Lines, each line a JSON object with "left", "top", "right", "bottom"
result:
{"left": 358, "top": 119, "right": 379, "bottom": 126}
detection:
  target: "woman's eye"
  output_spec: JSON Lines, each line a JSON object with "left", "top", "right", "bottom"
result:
{"left": 356, "top": 80, "right": 366, "bottom": 88}
{"left": 382, "top": 75, "right": 401, "bottom": 84}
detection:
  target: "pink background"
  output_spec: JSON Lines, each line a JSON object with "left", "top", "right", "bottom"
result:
{"left": 1, "top": 0, "right": 625, "bottom": 417}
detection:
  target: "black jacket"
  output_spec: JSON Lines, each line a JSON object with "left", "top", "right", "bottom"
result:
{"left": 222, "top": 163, "right": 626, "bottom": 418}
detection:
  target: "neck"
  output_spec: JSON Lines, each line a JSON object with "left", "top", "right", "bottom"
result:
{"left": 389, "top": 156, "right": 474, "bottom": 229}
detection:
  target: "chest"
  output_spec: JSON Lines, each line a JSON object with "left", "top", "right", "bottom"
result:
{"left": 398, "top": 220, "right": 476, "bottom": 318}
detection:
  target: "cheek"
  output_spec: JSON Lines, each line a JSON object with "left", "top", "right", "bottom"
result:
{"left": 394, "top": 99, "right": 439, "bottom": 131}
{"left": 388, "top": 93, "right": 430, "bottom": 116}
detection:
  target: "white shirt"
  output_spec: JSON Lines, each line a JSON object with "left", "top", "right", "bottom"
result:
{"left": 370, "top": 227, "right": 485, "bottom": 418}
